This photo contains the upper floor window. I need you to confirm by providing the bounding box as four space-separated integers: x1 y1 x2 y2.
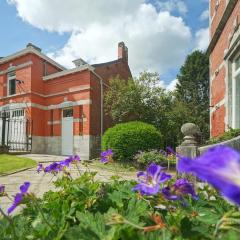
7 66 16 96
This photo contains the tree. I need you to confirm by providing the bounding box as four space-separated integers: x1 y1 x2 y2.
104 50 210 148
104 72 173 146
175 50 209 141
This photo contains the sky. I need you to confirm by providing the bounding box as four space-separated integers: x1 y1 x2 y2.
0 0 209 91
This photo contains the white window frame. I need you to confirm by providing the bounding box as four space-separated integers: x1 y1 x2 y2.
232 52 240 128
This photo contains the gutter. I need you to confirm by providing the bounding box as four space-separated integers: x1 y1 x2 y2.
207 0 238 55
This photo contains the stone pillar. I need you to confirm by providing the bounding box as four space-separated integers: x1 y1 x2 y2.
176 123 200 180
176 123 200 158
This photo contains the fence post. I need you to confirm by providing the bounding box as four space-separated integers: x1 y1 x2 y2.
1 111 6 146
176 123 200 180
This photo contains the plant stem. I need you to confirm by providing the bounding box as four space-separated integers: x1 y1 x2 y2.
31 198 55 231
75 163 82 176
0 207 17 240
123 219 145 230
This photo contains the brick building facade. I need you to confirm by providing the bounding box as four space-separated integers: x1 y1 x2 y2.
0 42 131 159
208 0 240 137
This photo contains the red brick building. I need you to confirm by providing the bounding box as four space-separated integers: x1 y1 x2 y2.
0 42 131 159
208 0 240 137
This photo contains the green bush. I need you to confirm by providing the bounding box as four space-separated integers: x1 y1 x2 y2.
102 121 163 161
134 150 176 168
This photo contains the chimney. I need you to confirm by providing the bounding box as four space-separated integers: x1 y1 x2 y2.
118 42 128 63
72 58 88 67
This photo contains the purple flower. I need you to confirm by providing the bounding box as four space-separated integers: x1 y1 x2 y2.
8 182 30 214
177 145 240 206
43 155 80 174
133 163 172 196
0 185 5 197
100 149 113 164
162 179 198 201
44 162 63 174
66 155 80 165
37 163 44 173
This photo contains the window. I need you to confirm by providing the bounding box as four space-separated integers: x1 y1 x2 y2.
12 109 24 118
232 53 240 128
7 67 16 96
0 111 10 118
8 79 16 95
236 55 240 71
63 108 73 118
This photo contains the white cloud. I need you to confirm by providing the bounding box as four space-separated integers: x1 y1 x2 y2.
155 78 178 92
200 9 209 21
7 0 192 77
166 79 178 92
157 0 188 15
7 0 144 33
195 28 209 51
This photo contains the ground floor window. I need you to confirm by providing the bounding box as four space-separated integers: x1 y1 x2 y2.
232 53 240 128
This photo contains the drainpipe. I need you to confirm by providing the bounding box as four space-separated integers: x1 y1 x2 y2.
89 67 107 139
99 77 103 138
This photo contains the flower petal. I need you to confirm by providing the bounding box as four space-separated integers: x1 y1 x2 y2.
20 182 30 194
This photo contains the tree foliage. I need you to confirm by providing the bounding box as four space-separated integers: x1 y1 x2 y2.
175 50 209 140
104 72 174 146
104 51 210 147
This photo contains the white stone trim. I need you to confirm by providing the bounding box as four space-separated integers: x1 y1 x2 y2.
0 47 66 70
73 118 87 123
0 61 33 75
47 118 87 125
210 61 225 82
0 86 91 100
43 64 95 81
210 99 225 114
32 85 91 98
47 120 61 125
0 99 92 111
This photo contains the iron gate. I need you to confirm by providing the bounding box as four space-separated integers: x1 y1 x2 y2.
0 111 32 152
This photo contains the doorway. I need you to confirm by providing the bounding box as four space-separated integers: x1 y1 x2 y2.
61 108 73 155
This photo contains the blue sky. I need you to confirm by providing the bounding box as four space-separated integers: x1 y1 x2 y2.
0 0 209 90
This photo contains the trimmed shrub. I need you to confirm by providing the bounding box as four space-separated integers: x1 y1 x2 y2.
102 121 163 161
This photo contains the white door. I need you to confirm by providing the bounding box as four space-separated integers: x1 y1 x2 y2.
62 108 73 155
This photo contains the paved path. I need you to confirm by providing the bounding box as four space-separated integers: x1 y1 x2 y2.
0 154 136 214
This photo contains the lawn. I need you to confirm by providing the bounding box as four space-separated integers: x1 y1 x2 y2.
90 160 137 173
0 154 37 175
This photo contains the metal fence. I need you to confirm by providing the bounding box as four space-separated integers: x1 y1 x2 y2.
0 112 32 152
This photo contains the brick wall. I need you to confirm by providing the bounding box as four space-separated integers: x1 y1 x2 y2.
210 0 240 137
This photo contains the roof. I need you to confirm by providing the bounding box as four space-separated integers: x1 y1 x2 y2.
0 45 66 71
43 64 95 81
92 59 121 67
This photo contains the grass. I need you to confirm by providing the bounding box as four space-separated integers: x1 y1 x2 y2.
89 159 176 175
0 154 37 175
90 159 137 173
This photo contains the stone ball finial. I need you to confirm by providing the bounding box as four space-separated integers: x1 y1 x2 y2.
180 123 200 146
181 123 200 137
